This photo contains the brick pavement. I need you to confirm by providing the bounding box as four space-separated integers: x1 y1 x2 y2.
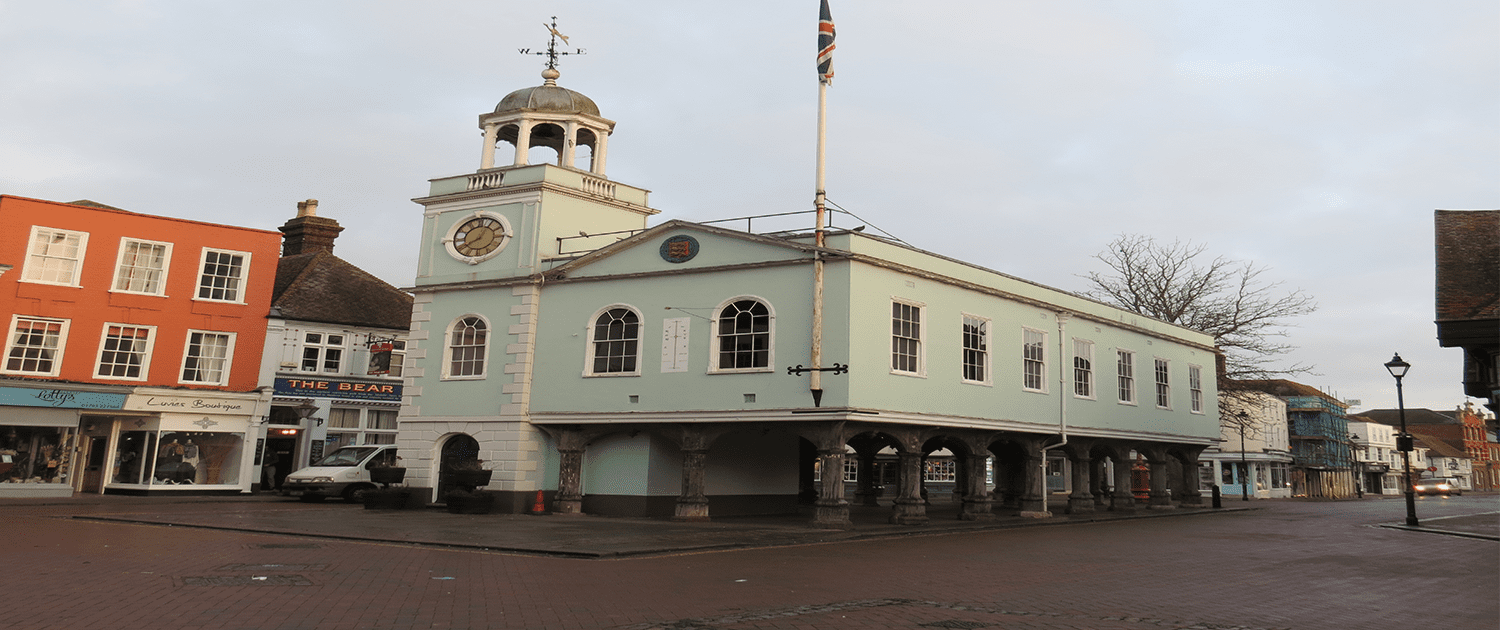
0 495 1494 630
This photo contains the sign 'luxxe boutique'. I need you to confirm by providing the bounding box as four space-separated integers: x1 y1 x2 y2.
274 377 402 402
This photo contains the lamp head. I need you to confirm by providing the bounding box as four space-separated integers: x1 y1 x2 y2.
1384 353 1411 379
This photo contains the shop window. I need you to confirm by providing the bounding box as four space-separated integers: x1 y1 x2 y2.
1022 328 1046 391
1073 339 1094 398
1117 349 1136 404
961 314 988 384
95 324 155 380
0 426 73 484
112 238 171 295
923 459 956 482
1221 462 1235 484
587 307 641 375
715 298 772 371
445 316 488 379
196 248 249 302
111 430 245 486
22 226 88 286
4 316 70 377
180 330 234 385
301 332 345 374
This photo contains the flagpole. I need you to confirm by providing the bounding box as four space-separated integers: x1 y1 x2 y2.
810 77 827 407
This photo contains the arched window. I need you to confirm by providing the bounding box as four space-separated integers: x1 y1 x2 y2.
587 307 641 375
446 316 488 378
714 299 772 371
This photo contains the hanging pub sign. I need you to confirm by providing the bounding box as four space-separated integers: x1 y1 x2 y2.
367 341 395 375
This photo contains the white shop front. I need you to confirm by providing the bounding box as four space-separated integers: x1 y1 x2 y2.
81 389 271 495
0 383 130 498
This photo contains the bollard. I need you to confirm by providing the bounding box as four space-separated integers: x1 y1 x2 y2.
1211 484 1222 509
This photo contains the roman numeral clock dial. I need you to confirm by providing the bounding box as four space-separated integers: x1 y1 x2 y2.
446 214 511 264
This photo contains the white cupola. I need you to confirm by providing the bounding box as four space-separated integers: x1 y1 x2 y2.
478 67 614 175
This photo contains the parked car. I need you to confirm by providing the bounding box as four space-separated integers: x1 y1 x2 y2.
1413 477 1462 496
282 445 399 502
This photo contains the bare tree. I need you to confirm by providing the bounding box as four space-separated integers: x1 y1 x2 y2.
1081 234 1317 382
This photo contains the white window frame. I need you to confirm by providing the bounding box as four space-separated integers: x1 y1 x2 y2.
1022 327 1047 392
709 296 775 374
111 237 173 296
1189 364 1204 414
2 315 71 377
327 407 399 447
94 323 157 381
21 226 89 287
960 313 989 385
1073 339 1095 399
584 304 643 377
1117 349 1136 405
890 298 925 377
300 332 347 374
1154 357 1172 409
194 248 251 304
179 330 236 386
386 339 406 378
443 314 490 380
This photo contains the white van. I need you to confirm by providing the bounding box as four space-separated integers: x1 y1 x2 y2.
281 445 398 502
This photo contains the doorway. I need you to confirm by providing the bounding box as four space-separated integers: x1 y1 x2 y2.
436 434 480 501
264 437 297 491
80 436 109 493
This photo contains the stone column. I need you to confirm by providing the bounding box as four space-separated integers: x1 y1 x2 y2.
1148 456 1174 510
889 451 928 525
1017 441 1049 516
672 428 710 522
812 447 853 529
1176 447 1206 507
513 120 532 166
959 451 995 521
479 123 500 170
1067 453 1095 514
1111 454 1136 512
554 429 586 516
592 127 608 175
561 121 579 168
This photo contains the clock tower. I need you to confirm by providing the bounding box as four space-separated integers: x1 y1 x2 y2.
399 63 657 508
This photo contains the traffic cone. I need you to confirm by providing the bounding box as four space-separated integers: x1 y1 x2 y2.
529 489 549 515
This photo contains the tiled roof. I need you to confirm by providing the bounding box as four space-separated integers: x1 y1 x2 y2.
1237 379 1341 403
1414 434 1468 459
272 251 412 331
1351 408 1460 426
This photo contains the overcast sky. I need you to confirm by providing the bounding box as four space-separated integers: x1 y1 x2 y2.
2 1 1496 414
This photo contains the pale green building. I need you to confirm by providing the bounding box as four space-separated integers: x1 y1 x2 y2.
396 69 1220 526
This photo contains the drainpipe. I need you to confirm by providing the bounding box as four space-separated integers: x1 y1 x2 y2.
1034 311 1071 516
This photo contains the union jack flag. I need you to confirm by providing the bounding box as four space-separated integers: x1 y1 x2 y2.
818 0 836 84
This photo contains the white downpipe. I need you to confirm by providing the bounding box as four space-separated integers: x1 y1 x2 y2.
1035 311 1071 515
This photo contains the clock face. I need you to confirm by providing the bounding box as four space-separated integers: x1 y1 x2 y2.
452 216 506 258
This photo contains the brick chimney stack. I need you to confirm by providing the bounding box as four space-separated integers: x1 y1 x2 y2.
279 199 344 256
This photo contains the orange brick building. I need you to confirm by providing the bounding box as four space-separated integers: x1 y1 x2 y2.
0 195 281 496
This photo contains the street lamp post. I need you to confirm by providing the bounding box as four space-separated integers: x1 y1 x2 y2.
1238 411 1250 501
1348 433 1363 498
1385 353 1418 527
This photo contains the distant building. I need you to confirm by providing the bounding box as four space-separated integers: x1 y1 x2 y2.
1353 403 1495 490
1242 380 1355 498
0 195 281 496
394 68 1222 524
1200 390 1293 499
1347 420 1399 494
1434 210 1498 421
255 200 413 494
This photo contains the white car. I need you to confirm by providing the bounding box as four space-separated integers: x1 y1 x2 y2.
281 445 399 502
1412 477 1462 496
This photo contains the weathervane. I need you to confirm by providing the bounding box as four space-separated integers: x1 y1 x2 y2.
519 17 584 70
